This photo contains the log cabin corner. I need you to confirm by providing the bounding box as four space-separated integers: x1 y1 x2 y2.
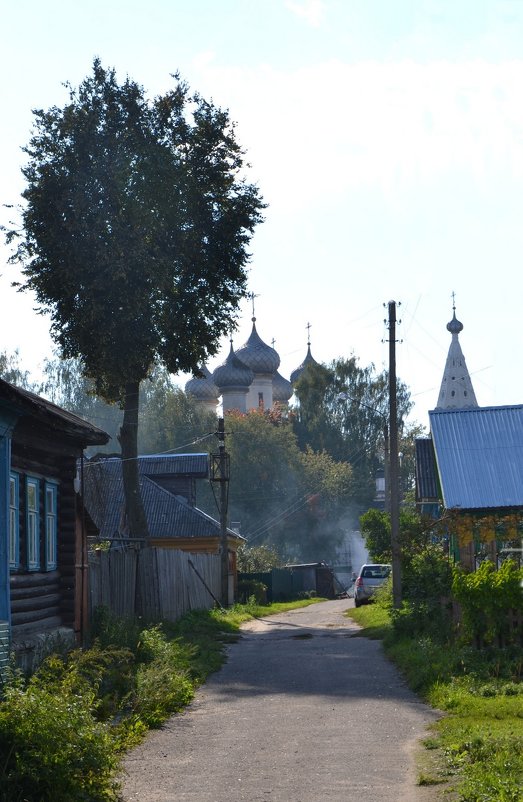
0 378 109 673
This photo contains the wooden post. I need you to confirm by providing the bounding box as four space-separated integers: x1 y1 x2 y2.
388 301 402 609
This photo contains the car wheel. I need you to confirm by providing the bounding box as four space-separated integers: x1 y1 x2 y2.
354 598 361 608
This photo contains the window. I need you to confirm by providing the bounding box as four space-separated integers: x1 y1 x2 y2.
9 473 19 569
26 477 40 571
45 483 58 570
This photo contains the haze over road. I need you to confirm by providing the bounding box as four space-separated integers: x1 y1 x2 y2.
122 600 439 802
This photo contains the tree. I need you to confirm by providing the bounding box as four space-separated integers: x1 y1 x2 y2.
359 505 433 567
0 350 35 390
223 409 353 562
293 356 413 509
7 60 265 537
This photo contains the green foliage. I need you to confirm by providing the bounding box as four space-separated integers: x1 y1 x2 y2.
391 544 454 640
9 59 265 401
348 603 523 801
237 543 283 572
0 668 119 801
237 579 268 604
452 559 523 645
225 409 352 562
293 356 414 509
359 505 435 566
359 507 391 561
133 627 194 728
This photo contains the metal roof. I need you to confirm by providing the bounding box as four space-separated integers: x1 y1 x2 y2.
415 437 440 501
83 455 242 541
94 453 209 478
429 405 523 510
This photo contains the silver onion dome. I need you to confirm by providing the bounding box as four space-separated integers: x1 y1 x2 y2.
212 344 254 390
235 320 280 375
185 365 219 401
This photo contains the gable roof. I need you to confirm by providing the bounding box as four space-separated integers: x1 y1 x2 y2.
83 455 241 542
0 377 109 446
429 405 523 511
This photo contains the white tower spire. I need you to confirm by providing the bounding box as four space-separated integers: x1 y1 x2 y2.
436 295 478 410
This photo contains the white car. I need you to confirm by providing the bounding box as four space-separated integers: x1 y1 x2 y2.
353 564 391 607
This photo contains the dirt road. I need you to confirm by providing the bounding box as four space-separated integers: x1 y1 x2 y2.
121 600 440 801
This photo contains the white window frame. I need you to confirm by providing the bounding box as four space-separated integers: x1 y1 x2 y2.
26 477 40 571
45 482 58 571
9 473 20 570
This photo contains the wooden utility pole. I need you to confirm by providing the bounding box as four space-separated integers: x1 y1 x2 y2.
387 301 402 609
215 418 230 606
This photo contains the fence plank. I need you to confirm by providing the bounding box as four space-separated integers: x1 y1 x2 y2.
89 547 221 623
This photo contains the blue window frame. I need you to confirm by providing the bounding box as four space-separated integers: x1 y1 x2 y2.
9 473 19 570
26 477 40 571
45 482 58 570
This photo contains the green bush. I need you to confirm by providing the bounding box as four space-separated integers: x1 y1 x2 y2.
389 545 453 641
0 672 118 801
132 626 194 727
452 559 523 645
237 579 268 604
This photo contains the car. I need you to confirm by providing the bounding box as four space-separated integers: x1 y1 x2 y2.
353 563 391 607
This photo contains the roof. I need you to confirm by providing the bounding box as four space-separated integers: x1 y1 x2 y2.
83 455 242 541
415 437 440 501
429 405 523 511
0 377 109 446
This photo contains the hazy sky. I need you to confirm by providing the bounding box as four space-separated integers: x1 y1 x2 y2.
1 0 523 426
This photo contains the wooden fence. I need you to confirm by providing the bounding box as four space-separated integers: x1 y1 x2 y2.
88 548 221 623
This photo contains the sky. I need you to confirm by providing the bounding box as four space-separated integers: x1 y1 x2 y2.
1 0 523 427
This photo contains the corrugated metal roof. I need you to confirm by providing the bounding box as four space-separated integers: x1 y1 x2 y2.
83 455 240 541
429 405 523 510
97 453 209 478
415 437 440 501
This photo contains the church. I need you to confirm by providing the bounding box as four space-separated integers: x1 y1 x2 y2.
184 314 319 414
416 301 523 569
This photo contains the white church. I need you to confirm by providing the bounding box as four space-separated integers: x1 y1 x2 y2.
184 314 319 414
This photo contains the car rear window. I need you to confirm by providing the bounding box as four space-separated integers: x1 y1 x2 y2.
361 566 390 578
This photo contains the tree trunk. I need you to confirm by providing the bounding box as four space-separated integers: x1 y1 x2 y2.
118 381 149 543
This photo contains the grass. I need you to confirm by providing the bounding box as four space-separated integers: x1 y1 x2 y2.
346 603 523 802
0 598 324 801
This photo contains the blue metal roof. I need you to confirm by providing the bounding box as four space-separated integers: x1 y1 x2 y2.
429 405 523 510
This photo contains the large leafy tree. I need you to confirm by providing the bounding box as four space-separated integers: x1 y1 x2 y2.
224 410 353 562
7 60 265 537
293 356 413 509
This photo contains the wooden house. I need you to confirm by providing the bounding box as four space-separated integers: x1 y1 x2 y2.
82 453 244 592
416 405 523 569
0 378 109 671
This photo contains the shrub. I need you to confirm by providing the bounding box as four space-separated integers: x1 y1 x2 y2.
452 559 523 646
0 673 118 801
390 545 453 641
237 579 268 604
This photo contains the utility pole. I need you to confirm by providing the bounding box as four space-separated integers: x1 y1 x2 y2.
387 300 402 608
210 418 231 607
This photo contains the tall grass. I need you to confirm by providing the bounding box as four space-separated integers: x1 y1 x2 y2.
347 602 523 801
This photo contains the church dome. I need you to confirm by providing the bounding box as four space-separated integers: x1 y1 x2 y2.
185 365 219 402
290 344 318 384
235 320 280 375
213 344 254 390
447 310 464 335
272 370 293 403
